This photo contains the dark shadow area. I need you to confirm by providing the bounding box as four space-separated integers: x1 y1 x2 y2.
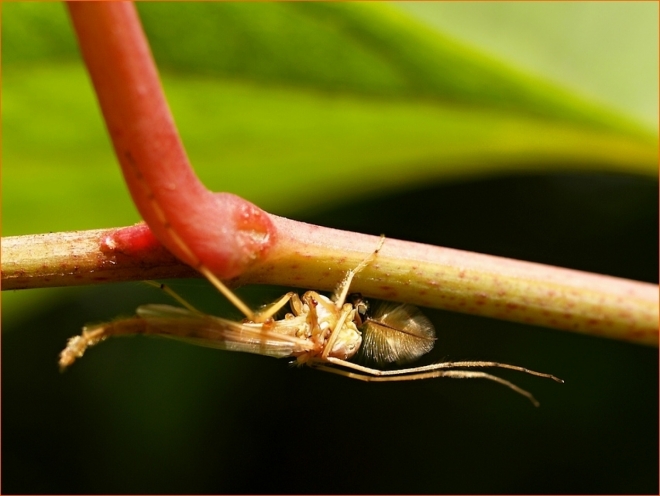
3 172 658 494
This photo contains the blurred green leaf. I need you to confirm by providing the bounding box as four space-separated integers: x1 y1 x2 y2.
396 2 659 128
2 3 656 235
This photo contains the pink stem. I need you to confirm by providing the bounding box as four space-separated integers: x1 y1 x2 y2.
66 2 275 279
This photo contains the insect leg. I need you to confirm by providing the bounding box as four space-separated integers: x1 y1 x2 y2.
252 292 296 322
144 280 202 314
321 356 563 383
312 364 540 406
198 266 256 321
146 275 288 324
332 235 385 306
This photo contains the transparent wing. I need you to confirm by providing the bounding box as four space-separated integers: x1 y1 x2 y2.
137 304 299 359
359 303 436 366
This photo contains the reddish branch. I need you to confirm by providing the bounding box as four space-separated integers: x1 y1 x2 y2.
67 2 275 280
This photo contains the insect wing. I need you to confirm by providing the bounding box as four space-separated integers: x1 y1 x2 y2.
136 304 296 359
360 303 436 366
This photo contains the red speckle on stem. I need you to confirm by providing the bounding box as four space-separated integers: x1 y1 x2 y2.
628 330 648 340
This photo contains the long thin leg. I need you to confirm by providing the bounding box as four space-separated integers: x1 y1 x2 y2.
251 292 295 322
147 280 294 324
312 364 541 406
332 235 385 306
144 281 202 314
199 266 256 320
321 356 563 383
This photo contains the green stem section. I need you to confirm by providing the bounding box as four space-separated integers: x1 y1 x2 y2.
2 218 657 347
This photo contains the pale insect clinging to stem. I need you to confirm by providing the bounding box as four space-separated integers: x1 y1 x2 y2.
60 236 563 406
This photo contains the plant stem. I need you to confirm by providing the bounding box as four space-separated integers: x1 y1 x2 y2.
3 219 657 347
66 2 275 280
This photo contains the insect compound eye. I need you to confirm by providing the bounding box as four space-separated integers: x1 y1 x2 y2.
357 301 369 320
349 293 369 317
348 293 370 327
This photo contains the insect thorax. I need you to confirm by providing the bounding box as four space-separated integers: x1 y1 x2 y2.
295 291 362 362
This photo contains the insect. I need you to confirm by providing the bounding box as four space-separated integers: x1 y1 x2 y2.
60 237 562 405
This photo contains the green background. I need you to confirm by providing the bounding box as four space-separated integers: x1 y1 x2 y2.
2 2 657 493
